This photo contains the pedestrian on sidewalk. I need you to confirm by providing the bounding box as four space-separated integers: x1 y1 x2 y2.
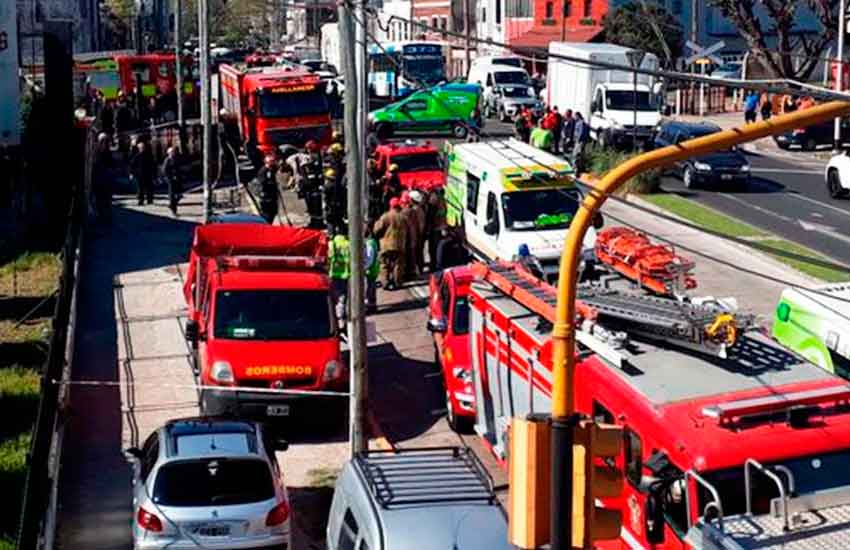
550 107 563 154
743 91 759 124
328 231 351 324
162 146 182 215
760 93 773 121
561 109 575 156
364 225 380 314
373 197 407 290
571 113 589 173
409 190 427 276
514 111 531 143
130 139 155 205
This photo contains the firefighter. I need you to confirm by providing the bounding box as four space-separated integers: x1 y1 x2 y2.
323 167 345 235
328 230 351 324
364 225 380 313
300 141 325 228
256 154 279 223
408 190 427 276
398 192 420 280
367 158 384 222
326 142 346 181
513 243 545 280
426 187 448 270
331 130 344 146
373 197 407 290
381 163 402 210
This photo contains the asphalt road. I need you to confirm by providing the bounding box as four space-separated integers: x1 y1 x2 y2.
659 152 850 267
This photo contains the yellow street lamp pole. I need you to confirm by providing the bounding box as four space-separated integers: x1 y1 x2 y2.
548 100 850 550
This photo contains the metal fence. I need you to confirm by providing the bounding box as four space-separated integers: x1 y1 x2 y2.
15 124 88 550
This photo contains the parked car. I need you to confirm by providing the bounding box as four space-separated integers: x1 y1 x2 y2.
327 447 512 550
368 82 482 139
825 150 850 198
124 417 292 550
651 120 750 188
427 266 474 432
774 119 850 151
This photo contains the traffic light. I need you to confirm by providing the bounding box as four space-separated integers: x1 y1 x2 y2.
572 420 624 549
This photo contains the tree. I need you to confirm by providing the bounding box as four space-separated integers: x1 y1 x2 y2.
711 0 837 80
181 0 273 46
601 2 684 68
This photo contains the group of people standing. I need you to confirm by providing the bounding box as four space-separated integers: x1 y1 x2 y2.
743 91 816 124
513 105 591 170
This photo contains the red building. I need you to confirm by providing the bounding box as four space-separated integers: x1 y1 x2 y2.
506 0 605 67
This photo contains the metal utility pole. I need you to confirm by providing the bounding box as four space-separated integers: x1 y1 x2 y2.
836 0 846 148
626 49 645 152
464 0 472 71
174 0 184 129
339 0 368 456
198 0 212 223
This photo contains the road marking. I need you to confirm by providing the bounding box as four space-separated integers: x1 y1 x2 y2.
751 168 822 175
720 193 795 223
408 283 430 300
788 192 850 217
799 220 850 246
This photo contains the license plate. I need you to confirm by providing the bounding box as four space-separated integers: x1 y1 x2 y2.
189 523 231 537
267 405 290 416
721 174 733 180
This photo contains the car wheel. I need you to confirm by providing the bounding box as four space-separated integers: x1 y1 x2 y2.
375 123 393 140
828 169 847 198
452 123 468 139
445 391 472 433
683 166 696 189
805 137 817 151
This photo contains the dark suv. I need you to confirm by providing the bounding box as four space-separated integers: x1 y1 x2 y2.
651 121 751 189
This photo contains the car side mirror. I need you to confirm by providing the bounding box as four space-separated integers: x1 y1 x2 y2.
123 447 143 463
484 219 499 235
185 319 199 342
427 318 448 333
274 437 289 452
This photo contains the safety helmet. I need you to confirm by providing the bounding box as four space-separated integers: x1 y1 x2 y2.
331 130 343 142
329 143 344 155
389 197 401 209
305 140 319 152
264 154 277 166
409 190 423 204
324 168 337 179
218 108 230 118
388 163 399 173
400 191 411 206
517 243 531 257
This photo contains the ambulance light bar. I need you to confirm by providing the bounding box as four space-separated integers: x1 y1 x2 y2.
217 254 325 271
702 385 850 424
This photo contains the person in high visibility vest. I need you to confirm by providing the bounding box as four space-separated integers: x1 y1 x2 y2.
328 230 351 324
364 225 380 313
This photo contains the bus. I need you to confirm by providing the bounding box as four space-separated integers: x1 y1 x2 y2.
74 50 133 101
367 41 446 98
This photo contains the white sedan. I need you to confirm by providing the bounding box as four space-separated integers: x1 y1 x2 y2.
825 151 850 198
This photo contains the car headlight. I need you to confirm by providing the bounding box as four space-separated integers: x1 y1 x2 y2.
694 161 712 171
211 361 234 384
452 367 472 383
740 164 751 172
322 359 346 382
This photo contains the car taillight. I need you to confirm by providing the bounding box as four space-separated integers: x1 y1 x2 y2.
137 507 163 532
266 501 290 526
793 128 806 135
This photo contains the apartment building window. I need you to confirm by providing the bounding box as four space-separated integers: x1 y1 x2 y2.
546 1 554 18
496 0 502 24
508 0 532 18
583 0 591 17
563 0 572 17
482 6 486 22
441 16 448 30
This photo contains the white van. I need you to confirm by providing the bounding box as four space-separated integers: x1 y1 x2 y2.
444 139 596 281
467 64 541 120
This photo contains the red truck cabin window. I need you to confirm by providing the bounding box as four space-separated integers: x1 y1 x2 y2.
213 289 334 341
257 86 329 119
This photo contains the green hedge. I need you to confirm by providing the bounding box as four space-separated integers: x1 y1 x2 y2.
581 144 662 195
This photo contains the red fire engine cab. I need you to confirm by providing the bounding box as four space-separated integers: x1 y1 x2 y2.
219 63 332 162
183 224 345 418
427 265 475 431
373 141 446 192
468 262 850 549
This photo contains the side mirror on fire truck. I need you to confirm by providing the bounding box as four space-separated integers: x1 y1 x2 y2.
426 318 448 333
572 420 624 549
185 319 200 342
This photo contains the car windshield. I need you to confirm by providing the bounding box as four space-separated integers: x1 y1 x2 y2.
501 188 580 231
391 152 442 172
258 88 329 118
214 289 333 340
605 90 656 111
453 296 469 335
153 458 274 507
404 56 444 84
493 71 530 86
699 450 850 518
500 86 534 98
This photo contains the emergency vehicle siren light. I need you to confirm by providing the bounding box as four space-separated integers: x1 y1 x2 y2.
572 420 624 549
702 384 850 426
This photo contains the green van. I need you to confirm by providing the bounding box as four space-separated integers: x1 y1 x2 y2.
772 283 850 379
368 83 482 140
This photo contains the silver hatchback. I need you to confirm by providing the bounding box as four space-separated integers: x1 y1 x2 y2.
124 417 292 550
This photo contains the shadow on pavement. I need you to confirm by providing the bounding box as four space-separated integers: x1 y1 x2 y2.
368 341 445 443
56 199 198 550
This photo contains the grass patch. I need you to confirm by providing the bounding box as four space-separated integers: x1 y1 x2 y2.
642 194 767 238
0 252 60 298
0 321 50 346
759 239 850 283
307 467 339 489
0 432 32 548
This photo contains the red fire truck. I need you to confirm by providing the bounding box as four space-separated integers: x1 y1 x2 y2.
219 63 332 162
115 53 196 100
464 262 850 549
373 141 446 192
183 224 346 418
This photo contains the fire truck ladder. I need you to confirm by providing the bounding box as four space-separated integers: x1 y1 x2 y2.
475 262 751 357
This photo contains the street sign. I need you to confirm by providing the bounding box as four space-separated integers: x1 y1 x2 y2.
685 40 724 66
0 0 19 146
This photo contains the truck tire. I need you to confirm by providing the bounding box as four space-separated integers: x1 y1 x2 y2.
375 123 393 140
451 123 468 139
446 391 473 433
598 129 610 150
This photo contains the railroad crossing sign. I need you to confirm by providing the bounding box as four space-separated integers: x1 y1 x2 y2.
685 40 725 66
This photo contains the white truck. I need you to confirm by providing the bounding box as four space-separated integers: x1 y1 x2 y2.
321 23 342 78
546 42 662 149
